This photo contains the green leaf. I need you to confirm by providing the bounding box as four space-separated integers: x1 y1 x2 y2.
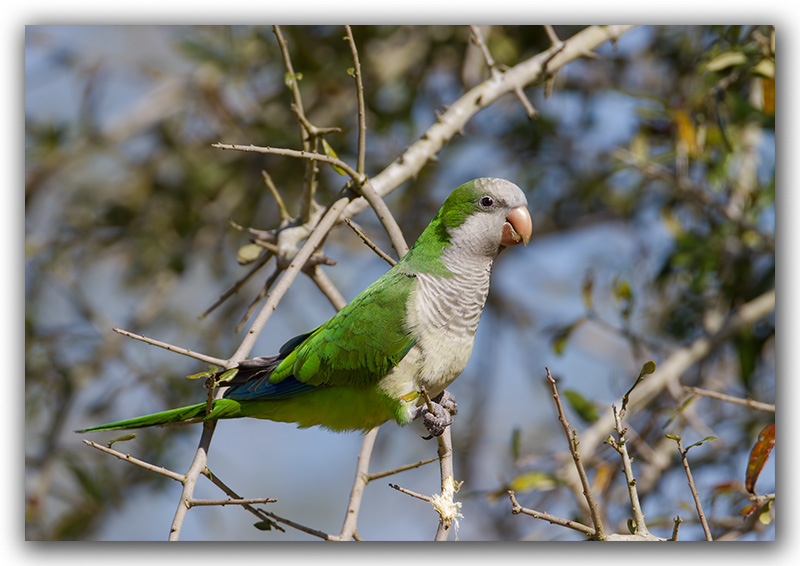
758 500 773 525
563 389 599 423
620 361 656 414
706 50 747 72
612 278 633 319
346 67 356 78
237 243 263 265
745 423 775 494
508 471 560 493
686 436 716 451
321 138 346 176
217 368 240 384
640 360 656 376
107 433 137 448
284 71 303 87
186 365 220 380
581 271 594 310
253 520 274 531
510 427 521 461
550 319 585 356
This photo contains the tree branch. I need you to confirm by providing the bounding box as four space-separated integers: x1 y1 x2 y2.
545 368 606 539
112 327 228 367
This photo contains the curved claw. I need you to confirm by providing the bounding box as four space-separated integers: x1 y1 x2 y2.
415 391 458 439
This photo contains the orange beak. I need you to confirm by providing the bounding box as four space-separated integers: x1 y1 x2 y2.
501 206 532 247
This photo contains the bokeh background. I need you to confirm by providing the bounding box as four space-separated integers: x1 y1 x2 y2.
25 25 775 541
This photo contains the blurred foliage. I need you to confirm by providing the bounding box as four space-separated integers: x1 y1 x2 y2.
25 25 774 541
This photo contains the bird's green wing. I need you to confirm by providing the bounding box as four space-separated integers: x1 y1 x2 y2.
269 268 418 388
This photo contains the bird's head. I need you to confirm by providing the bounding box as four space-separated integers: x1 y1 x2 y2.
438 177 532 258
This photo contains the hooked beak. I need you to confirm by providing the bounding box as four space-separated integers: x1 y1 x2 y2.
501 206 532 247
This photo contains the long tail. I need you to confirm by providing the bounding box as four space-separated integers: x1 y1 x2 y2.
76 399 242 432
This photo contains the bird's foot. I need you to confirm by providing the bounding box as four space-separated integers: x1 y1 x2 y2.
432 390 458 416
415 390 458 439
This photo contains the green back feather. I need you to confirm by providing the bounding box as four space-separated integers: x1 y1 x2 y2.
269 269 417 388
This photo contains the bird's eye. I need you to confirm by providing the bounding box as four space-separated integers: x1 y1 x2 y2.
479 196 494 208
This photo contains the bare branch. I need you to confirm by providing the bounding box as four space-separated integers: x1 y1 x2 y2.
389 482 433 503
545 368 605 540
682 386 775 413
305 264 347 311
671 515 683 541
366 457 438 482
343 217 397 266
336 427 380 540
344 25 367 175
112 327 228 367
169 420 216 540
187 497 276 507
568 289 775 466
273 25 316 222
199 251 273 320
419 387 459 541
341 25 637 220
508 490 596 537
82 440 185 483
672 437 714 541
357 181 409 258
261 170 292 223
608 405 652 538
235 266 282 333
212 143 361 181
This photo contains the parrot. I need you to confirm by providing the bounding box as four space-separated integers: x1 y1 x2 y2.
78 177 532 437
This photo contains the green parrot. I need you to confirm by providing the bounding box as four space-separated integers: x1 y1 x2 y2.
78 178 531 436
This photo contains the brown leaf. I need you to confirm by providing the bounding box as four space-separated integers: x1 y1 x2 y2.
745 423 775 494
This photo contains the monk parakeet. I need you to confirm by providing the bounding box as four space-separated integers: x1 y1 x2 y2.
78 178 531 436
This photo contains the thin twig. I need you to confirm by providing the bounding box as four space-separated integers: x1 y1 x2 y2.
341 25 637 222
212 143 362 185
344 25 367 176
469 25 536 118
671 515 683 541
543 25 562 46
343 217 397 266
336 427 380 540
199 251 273 320
187 497 276 507
200 468 288 534
609 404 651 537
261 170 292 223
235 266 282 333
273 25 316 223
673 438 713 541
112 327 228 367
367 457 438 482
305 264 347 311
169 420 216 540
419 387 458 541
508 490 596 537
354 180 409 259
545 368 605 540
469 25 501 78
389 483 433 503
82 440 185 483
682 386 775 413
567 288 775 466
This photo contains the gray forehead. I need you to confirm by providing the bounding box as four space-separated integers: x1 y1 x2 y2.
474 178 527 206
